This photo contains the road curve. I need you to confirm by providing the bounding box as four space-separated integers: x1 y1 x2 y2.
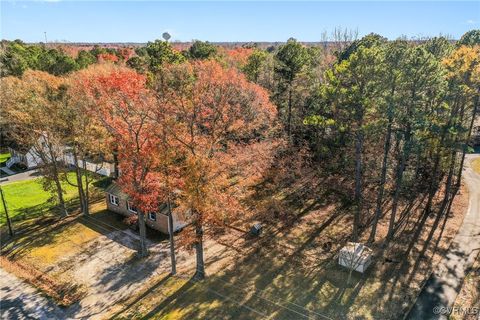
407 154 480 320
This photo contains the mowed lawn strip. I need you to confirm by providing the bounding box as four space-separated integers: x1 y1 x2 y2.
0 172 100 225
0 152 11 165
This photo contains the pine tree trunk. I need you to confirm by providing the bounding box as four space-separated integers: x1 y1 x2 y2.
424 100 460 217
137 211 149 258
353 122 364 242
387 128 411 241
287 85 293 137
423 153 442 218
455 93 479 189
369 116 393 243
438 152 456 215
194 222 205 280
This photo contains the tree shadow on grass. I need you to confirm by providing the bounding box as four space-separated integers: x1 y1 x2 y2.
140 278 196 320
147 207 364 319
109 273 172 319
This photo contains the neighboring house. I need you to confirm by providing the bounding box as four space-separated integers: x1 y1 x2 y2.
7 145 42 169
105 182 187 234
7 136 114 177
472 113 480 147
62 151 115 177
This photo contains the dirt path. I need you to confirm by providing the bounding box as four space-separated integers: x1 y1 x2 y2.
0 268 66 320
408 154 480 320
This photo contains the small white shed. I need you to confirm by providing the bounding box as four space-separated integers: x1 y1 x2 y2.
338 242 372 273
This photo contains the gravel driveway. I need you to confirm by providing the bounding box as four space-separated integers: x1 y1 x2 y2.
0 268 66 320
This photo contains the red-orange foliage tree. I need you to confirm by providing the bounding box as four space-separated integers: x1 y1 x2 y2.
97 53 119 64
74 65 162 257
219 47 254 69
154 60 278 279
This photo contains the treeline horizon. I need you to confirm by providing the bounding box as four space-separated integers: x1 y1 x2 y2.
0 38 461 51
1 29 479 281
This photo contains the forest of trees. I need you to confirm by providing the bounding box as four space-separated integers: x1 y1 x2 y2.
1 29 479 279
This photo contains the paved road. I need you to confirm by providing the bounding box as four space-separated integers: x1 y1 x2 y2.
407 154 480 320
0 170 41 185
0 268 66 320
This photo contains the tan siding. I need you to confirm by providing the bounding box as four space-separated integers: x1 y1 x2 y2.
105 191 186 234
145 213 169 234
106 194 131 217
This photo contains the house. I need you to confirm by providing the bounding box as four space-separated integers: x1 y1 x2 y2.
7 145 42 169
62 150 115 177
7 136 115 177
105 182 187 234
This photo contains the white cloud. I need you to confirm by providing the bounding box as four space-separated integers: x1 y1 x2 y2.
466 19 477 25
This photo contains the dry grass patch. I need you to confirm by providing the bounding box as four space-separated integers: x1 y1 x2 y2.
111 177 470 320
471 157 480 174
0 256 86 306
110 274 189 319
5 200 109 268
27 222 101 266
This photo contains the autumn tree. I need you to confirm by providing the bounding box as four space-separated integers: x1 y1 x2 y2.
1 71 69 216
153 61 278 279
59 72 111 216
443 46 480 189
74 65 161 257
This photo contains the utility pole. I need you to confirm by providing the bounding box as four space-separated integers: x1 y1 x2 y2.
44 32 48 46
0 187 14 237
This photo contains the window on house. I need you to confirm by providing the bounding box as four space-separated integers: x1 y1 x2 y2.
148 212 156 221
127 201 137 214
109 194 119 206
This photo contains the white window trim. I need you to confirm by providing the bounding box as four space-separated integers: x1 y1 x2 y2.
127 201 138 214
148 212 156 221
109 194 119 206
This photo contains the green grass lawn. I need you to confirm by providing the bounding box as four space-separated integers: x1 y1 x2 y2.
0 152 11 166
0 172 107 225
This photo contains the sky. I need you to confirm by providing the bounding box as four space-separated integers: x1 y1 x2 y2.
1 1 479 43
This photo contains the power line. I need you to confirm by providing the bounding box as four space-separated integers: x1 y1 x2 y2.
81 212 333 319
212 275 333 320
